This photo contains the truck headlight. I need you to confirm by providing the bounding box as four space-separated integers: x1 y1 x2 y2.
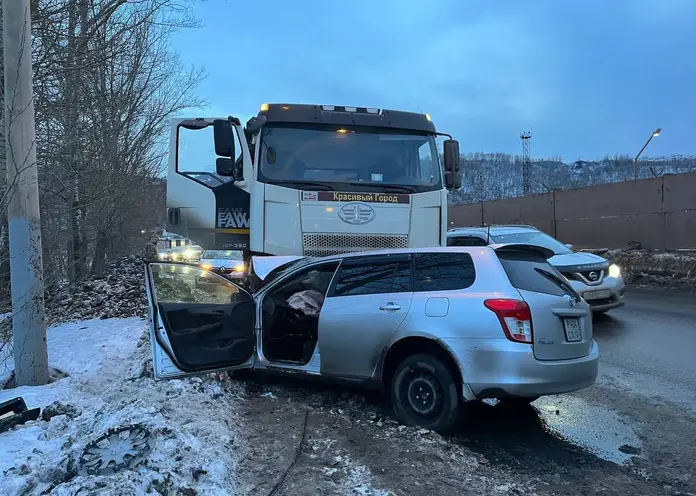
608 264 621 278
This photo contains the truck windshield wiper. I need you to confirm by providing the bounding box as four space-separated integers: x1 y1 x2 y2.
269 180 334 191
535 267 581 301
345 182 416 194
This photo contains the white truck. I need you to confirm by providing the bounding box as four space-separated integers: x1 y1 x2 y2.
166 103 461 259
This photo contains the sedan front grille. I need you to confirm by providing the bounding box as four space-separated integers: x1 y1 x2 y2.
302 233 408 257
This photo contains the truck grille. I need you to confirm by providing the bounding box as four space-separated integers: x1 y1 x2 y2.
302 233 408 257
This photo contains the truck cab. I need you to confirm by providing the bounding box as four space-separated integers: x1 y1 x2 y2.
167 103 461 257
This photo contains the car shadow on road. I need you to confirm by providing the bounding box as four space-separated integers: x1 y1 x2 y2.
591 312 627 337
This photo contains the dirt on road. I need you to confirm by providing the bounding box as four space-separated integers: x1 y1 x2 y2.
219 371 682 496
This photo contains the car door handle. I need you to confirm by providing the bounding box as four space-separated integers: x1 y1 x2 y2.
212 309 226 317
379 302 401 312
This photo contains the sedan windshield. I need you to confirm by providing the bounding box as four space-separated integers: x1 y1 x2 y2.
491 231 572 255
258 124 442 193
202 250 243 260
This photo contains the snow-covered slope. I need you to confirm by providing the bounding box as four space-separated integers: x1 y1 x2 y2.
0 318 242 495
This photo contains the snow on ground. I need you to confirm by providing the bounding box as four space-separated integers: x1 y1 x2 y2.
0 318 242 495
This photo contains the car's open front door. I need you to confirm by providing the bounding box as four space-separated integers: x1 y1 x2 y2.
145 262 256 379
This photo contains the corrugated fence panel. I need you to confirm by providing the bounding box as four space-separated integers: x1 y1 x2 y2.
555 214 666 250
665 211 696 250
448 171 696 250
448 203 482 228
483 193 554 224
663 171 696 212
555 178 662 219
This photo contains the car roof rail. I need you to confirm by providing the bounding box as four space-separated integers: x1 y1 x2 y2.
448 224 539 232
480 223 539 230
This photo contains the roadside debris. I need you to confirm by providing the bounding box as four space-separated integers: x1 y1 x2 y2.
79 424 153 476
0 397 41 434
44 254 147 326
599 248 696 291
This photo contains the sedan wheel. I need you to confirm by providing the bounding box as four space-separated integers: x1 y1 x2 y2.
391 354 461 434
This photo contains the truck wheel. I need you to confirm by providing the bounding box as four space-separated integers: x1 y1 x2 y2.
390 354 461 434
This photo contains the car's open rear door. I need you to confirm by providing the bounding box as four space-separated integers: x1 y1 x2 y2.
145 262 256 379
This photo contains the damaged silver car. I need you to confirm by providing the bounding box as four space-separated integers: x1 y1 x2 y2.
145 245 599 433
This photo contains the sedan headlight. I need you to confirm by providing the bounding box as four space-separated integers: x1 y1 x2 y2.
608 264 621 278
233 263 246 273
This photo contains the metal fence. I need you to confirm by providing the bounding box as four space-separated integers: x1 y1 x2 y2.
448 171 696 251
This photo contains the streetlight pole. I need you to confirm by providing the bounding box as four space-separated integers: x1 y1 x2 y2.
633 127 661 180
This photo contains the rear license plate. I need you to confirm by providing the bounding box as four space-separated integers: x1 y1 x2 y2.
563 318 582 342
583 289 611 300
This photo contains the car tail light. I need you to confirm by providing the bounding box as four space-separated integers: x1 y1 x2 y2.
484 299 533 344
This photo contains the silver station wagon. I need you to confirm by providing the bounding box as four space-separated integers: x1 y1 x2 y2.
145 245 599 433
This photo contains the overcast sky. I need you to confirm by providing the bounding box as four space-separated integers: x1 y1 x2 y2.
171 0 695 161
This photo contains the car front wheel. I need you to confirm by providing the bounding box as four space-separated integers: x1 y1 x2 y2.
390 354 461 434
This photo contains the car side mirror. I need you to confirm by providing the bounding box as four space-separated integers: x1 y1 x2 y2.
445 172 462 190
213 119 235 158
216 158 242 180
564 243 574 251
443 139 461 172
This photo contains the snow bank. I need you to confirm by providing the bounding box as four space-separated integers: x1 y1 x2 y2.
0 318 242 495
590 248 696 291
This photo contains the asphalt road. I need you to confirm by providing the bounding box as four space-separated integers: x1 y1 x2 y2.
593 287 696 410
524 287 696 493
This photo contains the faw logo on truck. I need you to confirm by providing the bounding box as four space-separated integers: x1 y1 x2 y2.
217 208 250 229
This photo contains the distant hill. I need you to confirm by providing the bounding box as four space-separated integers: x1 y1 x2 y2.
448 152 696 205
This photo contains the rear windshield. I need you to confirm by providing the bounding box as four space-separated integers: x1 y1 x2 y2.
496 249 577 298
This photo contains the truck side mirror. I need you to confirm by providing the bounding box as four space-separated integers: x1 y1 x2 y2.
445 172 462 190
213 119 235 158
443 139 461 172
216 158 242 181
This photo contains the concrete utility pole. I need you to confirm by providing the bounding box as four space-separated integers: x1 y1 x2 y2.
3 0 49 386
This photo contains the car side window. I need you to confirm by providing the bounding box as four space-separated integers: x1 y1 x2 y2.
333 260 412 296
151 264 243 305
414 253 476 292
447 236 488 247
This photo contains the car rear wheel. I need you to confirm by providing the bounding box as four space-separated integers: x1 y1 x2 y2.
390 354 461 434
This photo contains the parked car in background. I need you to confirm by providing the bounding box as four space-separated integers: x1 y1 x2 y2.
157 248 172 261
167 245 203 263
145 244 599 433
447 225 625 313
184 245 204 262
197 250 246 280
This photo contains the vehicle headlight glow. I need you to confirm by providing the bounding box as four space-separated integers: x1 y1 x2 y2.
608 264 621 278
200 263 212 270
233 263 245 273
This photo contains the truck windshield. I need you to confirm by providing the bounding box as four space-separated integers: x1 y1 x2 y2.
258 124 442 193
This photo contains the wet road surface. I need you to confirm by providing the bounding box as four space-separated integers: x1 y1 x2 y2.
492 287 696 493
592 288 696 409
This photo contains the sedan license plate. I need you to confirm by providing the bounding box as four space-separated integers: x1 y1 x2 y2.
583 289 611 301
563 318 582 342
